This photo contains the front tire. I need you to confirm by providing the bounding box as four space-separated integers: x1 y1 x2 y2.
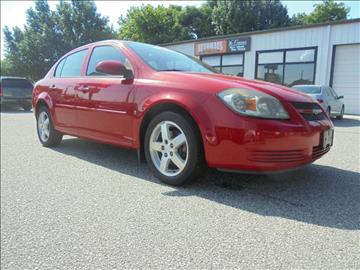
36 106 63 147
336 106 344 120
326 107 331 118
144 111 204 186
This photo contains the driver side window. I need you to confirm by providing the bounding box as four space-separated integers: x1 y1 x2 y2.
86 45 133 76
328 87 338 99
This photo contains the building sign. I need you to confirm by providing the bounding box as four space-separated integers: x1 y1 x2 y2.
228 37 251 52
195 37 251 56
195 40 227 56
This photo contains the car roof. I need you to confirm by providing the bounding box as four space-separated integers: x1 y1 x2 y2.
293 85 323 88
68 39 123 51
67 39 161 53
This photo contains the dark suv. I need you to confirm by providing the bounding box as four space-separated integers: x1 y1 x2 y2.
0 77 33 111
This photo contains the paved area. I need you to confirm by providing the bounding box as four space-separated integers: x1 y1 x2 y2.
1 107 360 269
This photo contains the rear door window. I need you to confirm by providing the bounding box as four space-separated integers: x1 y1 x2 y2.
2 79 33 88
55 57 66 77
60 49 88 77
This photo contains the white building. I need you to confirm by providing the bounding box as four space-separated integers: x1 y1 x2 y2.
163 19 360 114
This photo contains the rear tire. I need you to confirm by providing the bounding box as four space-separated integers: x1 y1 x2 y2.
336 106 344 120
144 111 204 186
36 106 62 147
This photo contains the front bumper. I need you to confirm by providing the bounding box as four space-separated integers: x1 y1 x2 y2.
199 98 333 172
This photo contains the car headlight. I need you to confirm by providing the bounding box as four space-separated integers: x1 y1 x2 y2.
217 88 290 119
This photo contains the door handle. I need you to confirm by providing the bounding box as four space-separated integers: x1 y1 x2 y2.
77 86 90 92
49 85 56 90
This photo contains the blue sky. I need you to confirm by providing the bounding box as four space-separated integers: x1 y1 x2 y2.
1 1 359 59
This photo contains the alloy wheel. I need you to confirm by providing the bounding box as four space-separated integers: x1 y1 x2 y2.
38 111 50 142
149 121 189 177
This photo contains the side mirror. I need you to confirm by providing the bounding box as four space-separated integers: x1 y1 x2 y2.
337 95 344 99
95 60 133 78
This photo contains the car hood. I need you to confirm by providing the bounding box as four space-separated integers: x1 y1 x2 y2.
152 72 316 103
305 93 321 99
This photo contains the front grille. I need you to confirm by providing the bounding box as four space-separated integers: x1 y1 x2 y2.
312 145 331 160
291 102 326 121
248 149 306 163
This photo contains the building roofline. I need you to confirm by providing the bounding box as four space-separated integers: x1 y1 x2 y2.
160 18 360 46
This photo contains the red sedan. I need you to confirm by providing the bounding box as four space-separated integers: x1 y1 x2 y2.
32 40 333 186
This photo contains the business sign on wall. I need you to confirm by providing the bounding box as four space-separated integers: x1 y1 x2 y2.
195 37 251 56
194 40 227 56
227 37 251 53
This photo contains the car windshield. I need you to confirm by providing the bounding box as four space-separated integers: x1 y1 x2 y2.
126 42 218 74
292 86 321 94
2 79 33 88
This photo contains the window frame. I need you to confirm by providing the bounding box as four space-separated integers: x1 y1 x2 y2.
53 48 88 78
54 57 66 78
200 52 245 77
255 46 318 86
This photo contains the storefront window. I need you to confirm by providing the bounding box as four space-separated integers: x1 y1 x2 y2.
258 51 283 64
221 66 244 76
201 55 221 67
284 63 315 86
222 54 243 65
256 47 316 86
285 49 315 63
257 64 283 85
201 53 244 76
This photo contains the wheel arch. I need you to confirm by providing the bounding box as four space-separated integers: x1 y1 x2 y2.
138 101 204 162
34 92 54 117
35 99 49 116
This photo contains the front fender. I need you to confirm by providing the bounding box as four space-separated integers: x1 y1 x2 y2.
133 88 216 149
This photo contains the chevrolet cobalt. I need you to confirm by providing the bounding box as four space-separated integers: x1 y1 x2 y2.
33 40 333 185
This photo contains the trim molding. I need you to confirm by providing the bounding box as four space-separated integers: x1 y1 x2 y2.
56 104 127 114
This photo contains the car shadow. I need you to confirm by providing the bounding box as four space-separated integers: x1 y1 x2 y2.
51 137 360 231
0 104 32 113
332 117 360 128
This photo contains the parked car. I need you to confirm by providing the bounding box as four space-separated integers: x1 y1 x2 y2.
0 77 33 111
32 40 334 186
292 85 344 119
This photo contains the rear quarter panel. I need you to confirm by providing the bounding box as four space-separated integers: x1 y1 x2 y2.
32 80 53 113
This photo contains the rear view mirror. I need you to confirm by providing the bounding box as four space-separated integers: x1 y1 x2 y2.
95 60 133 78
337 95 344 99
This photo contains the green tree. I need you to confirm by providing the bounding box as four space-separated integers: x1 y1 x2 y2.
118 4 192 44
179 4 216 39
2 26 27 77
291 0 350 25
211 0 290 35
55 0 115 53
2 0 115 81
0 58 14 76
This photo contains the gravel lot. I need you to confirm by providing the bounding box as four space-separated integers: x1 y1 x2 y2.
1 107 360 269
